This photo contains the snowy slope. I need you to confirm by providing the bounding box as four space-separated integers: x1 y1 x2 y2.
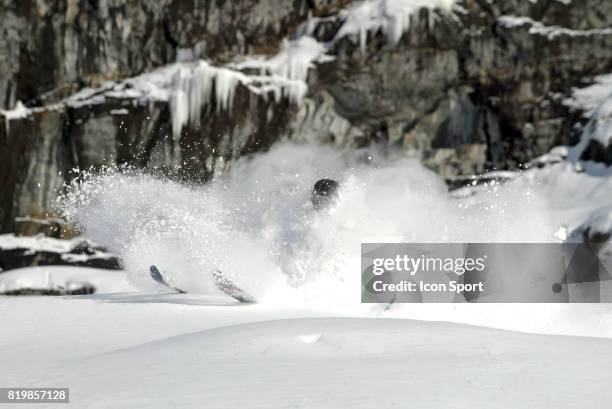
2 300 612 409
2 263 612 409
2 261 612 409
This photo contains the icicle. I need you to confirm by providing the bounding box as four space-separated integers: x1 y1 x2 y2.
282 81 308 105
187 61 215 127
170 68 190 139
214 68 240 114
335 0 455 49
170 62 243 137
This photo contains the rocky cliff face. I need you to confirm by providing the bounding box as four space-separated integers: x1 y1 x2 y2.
1 0 612 236
0 0 310 108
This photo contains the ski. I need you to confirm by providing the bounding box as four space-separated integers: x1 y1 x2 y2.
149 265 257 303
149 265 186 294
212 270 257 304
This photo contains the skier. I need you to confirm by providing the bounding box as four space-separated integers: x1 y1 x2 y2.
151 178 342 302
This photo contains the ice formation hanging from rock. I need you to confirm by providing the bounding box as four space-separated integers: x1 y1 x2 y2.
169 35 333 139
0 0 459 141
169 60 312 138
170 61 244 138
233 36 331 82
169 1 458 137
334 0 456 51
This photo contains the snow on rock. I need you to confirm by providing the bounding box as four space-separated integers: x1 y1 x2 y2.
0 266 136 294
233 36 331 82
563 74 612 151
334 0 455 51
67 64 180 109
0 233 87 253
1 101 30 134
494 70 612 236
522 162 612 237
527 72 612 170
0 233 115 265
565 74 612 115
61 36 329 139
1 100 30 120
498 15 612 40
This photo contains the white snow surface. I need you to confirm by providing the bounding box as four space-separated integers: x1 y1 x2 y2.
1 261 612 407
2 286 612 408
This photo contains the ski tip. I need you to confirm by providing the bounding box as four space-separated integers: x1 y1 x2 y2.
149 265 164 284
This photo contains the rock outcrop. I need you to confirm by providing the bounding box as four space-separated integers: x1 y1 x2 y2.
2 0 612 236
